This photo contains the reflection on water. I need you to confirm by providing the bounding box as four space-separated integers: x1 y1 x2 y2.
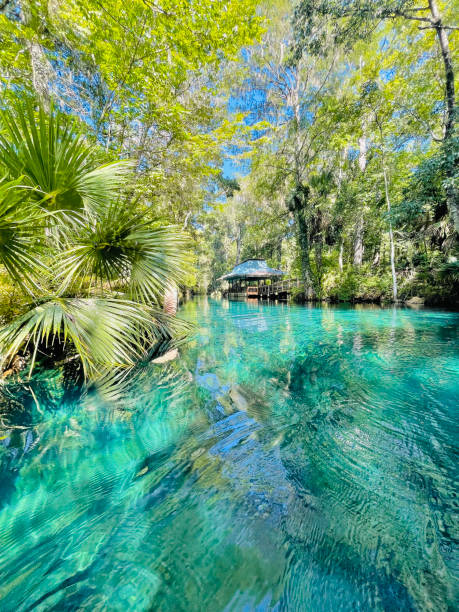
0 298 458 611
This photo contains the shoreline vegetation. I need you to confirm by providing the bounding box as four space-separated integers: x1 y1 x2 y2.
209 291 433 307
0 100 191 391
0 0 458 388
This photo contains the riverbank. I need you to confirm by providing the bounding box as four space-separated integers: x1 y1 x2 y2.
288 265 459 307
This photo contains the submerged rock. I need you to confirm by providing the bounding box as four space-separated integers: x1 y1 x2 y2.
406 296 425 306
152 349 179 364
1 354 27 380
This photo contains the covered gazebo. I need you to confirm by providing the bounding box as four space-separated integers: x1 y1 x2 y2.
217 258 285 298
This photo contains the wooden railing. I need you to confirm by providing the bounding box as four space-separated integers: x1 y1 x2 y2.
258 278 301 296
225 278 301 298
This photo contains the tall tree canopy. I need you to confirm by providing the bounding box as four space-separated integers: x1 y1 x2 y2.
196 0 457 305
292 0 458 231
0 0 457 310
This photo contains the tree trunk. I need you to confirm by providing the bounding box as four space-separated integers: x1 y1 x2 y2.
235 224 243 265
375 113 398 300
20 1 53 108
428 0 455 139
383 167 398 301
164 283 178 316
353 215 364 265
358 134 367 172
288 184 314 299
427 0 458 233
289 69 315 296
354 130 367 265
314 239 323 297
296 208 314 298
337 146 347 273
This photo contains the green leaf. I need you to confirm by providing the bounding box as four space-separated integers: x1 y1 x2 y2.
0 100 133 215
0 297 191 381
0 177 48 294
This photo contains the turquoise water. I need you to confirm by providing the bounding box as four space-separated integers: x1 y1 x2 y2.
0 298 458 611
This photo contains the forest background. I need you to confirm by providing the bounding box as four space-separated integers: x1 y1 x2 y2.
0 0 458 306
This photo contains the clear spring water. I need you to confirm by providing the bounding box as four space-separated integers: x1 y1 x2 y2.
0 298 458 611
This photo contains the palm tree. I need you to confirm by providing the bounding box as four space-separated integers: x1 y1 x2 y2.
0 99 191 388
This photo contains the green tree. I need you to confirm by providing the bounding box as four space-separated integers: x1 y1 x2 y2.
292 0 459 232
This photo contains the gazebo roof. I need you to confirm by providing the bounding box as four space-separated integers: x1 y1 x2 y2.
217 258 285 281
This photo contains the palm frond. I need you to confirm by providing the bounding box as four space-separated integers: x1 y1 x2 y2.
128 224 191 304
0 100 193 384
87 324 192 401
74 162 135 211
0 297 190 381
56 201 191 302
0 100 133 214
0 178 48 294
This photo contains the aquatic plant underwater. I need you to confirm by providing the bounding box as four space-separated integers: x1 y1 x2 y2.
0 299 457 611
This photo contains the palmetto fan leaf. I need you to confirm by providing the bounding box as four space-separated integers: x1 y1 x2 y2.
0 100 133 214
57 202 190 303
0 178 47 293
0 297 189 381
0 100 193 386
128 224 191 304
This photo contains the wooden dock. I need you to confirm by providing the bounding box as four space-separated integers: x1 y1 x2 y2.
225 278 301 300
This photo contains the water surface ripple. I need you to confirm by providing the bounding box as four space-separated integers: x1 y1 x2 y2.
0 299 458 611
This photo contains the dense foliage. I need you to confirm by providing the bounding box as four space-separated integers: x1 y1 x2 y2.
0 0 457 388
0 0 263 384
197 0 458 305
0 101 192 388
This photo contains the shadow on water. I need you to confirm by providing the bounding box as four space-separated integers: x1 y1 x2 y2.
0 297 458 611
